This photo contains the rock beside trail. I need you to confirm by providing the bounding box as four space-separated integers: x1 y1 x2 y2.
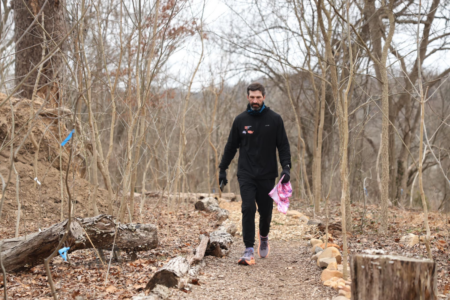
286 210 301 217
317 247 342 265
307 219 323 226
286 210 309 222
310 238 323 253
132 295 159 300
309 237 350 299
326 260 338 270
310 238 323 247
399 233 419 247
311 252 322 261
133 284 170 300
340 285 351 293
338 289 351 298
323 277 346 289
321 233 333 242
319 257 337 269
321 269 343 281
332 296 349 300
318 243 340 250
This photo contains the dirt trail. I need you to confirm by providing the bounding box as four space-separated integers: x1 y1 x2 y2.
178 239 335 300
173 201 337 300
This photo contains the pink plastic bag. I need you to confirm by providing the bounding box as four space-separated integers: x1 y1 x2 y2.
268 175 292 214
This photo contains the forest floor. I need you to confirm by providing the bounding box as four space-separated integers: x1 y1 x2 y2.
2 193 449 299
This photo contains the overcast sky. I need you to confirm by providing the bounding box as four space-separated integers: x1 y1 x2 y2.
164 0 450 92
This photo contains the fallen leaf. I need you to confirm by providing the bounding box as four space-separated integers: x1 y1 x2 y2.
134 283 146 291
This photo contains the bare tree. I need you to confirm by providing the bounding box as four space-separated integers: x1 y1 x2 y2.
14 0 66 105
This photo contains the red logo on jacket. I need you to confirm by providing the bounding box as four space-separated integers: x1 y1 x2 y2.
244 126 253 134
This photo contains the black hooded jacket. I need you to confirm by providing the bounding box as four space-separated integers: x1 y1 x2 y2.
219 104 291 179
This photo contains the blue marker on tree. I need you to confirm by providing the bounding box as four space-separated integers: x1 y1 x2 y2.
61 129 75 146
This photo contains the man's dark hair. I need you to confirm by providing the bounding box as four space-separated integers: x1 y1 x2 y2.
247 83 265 96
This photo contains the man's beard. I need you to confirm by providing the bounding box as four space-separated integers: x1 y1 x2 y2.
251 103 261 110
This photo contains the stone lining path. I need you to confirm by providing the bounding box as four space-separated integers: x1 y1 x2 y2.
171 201 339 299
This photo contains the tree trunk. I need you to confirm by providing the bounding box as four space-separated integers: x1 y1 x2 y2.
14 0 66 105
351 254 437 300
1 214 158 271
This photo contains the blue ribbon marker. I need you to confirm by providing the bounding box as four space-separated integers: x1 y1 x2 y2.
61 129 75 146
364 187 368 196
58 247 70 261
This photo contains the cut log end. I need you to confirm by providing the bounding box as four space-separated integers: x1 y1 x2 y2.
206 229 233 257
146 269 181 290
351 254 437 300
146 256 190 291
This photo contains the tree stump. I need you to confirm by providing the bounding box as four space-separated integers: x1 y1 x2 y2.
351 254 437 300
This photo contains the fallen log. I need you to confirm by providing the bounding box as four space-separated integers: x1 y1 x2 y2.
351 254 437 300
194 197 229 224
144 191 238 204
74 215 158 251
1 214 158 272
146 235 210 291
0 232 40 252
218 193 237 201
146 223 236 292
145 256 190 291
217 220 237 237
194 197 219 211
206 228 233 257
188 235 209 265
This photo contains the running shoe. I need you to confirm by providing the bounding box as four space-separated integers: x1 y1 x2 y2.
238 248 255 265
258 235 270 258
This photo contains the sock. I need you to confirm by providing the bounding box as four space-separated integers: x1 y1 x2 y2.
260 235 268 238
246 247 254 252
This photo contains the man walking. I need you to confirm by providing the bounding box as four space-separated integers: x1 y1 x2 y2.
218 83 291 265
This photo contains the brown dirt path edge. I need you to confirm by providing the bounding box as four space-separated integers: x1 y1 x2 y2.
173 238 336 299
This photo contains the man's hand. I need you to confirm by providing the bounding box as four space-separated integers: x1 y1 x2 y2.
219 169 228 190
280 166 290 183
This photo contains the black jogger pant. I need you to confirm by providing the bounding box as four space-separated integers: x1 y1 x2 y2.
238 177 275 248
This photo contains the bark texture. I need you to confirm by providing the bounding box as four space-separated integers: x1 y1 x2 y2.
146 223 235 291
188 235 209 265
194 197 229 224
351 254 437 300
205 228 233 257
146 256 190 290
1 215 158 271
14 0 66 104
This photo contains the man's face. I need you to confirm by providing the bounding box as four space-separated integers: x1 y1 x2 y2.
247 90 265 110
